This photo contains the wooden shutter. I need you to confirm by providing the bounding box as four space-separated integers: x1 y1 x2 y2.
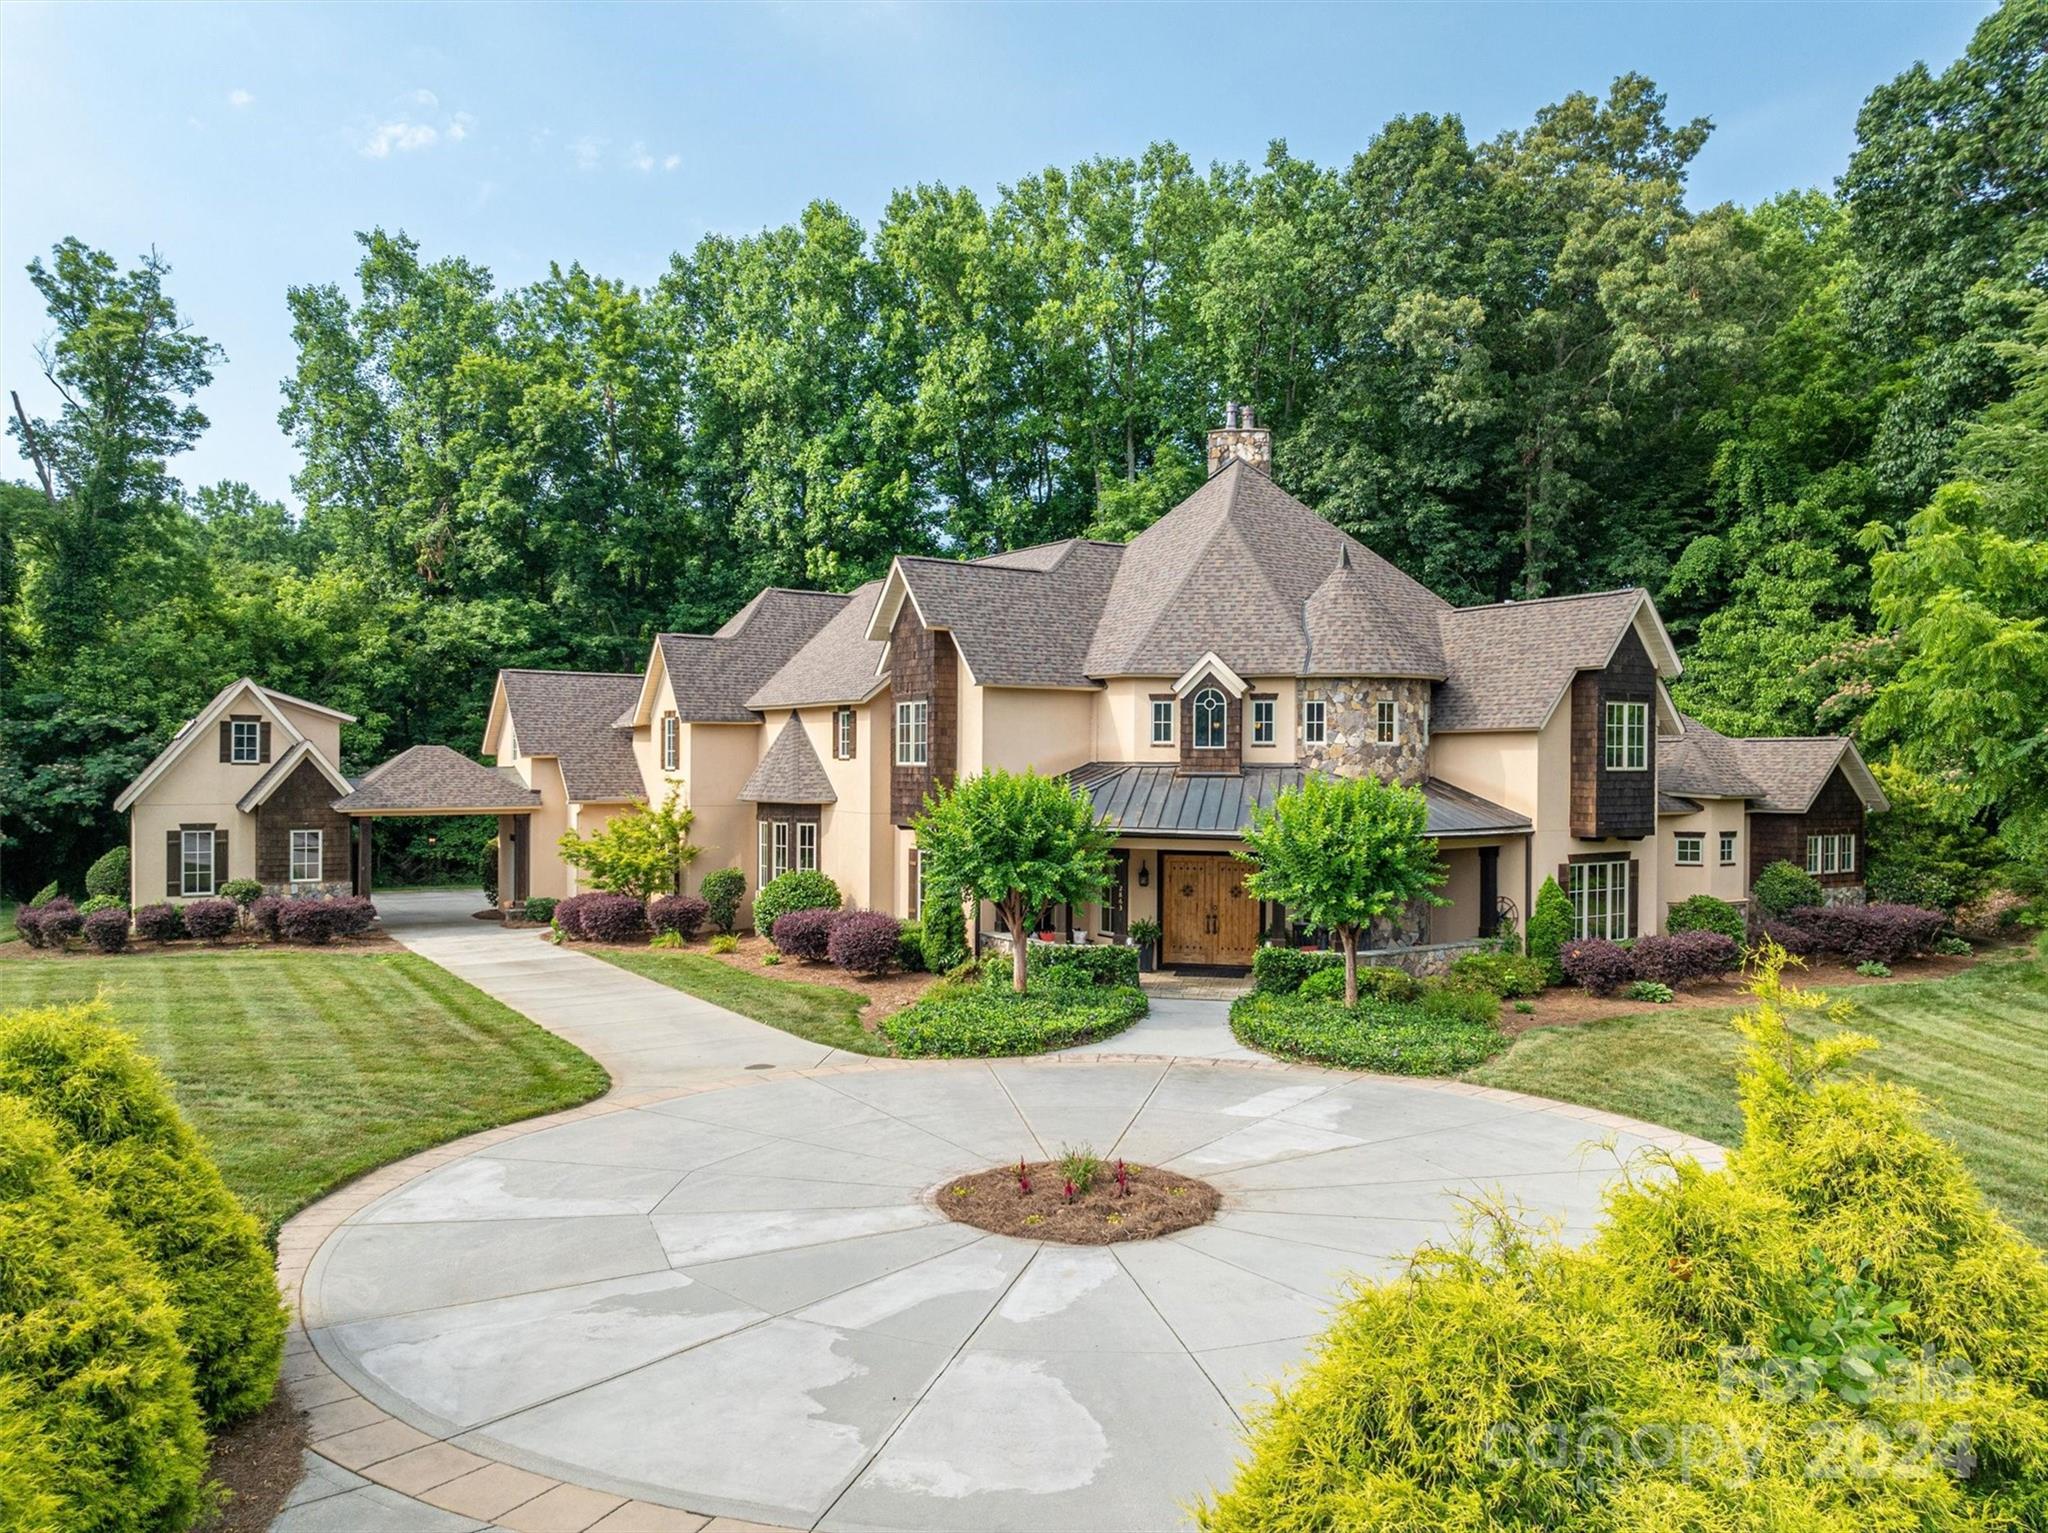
214 830 229 890
219 721 232 762
166 831 182 896
259 722 272 762
845 708 857 760
1628 859 1640 938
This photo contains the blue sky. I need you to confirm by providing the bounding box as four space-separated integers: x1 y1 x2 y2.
1 1 1992 505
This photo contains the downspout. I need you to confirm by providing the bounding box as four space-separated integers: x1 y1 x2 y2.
1523 830 1534 951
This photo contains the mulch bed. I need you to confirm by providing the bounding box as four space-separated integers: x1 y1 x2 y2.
571 930 941 1022
936 1159 1221 1244
195 1394 308 1533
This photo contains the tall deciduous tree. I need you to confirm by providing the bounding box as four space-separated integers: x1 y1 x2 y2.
1238 776 1446 1007
913 770 1116 994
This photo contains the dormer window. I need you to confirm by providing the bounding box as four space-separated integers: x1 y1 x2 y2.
230 719 261 764
1192 688 1226 750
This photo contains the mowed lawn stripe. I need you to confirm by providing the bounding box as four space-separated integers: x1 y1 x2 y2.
1466 951 2048 1242
0 950 609 1235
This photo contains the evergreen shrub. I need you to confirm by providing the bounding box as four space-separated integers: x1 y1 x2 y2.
1666 892 1746 943
84 847 129 899
752 869 841 935
1527 876 1574 983
700 868 746 934
1753 859 1824 918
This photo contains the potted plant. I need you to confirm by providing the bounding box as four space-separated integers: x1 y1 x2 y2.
1130 919 1162 973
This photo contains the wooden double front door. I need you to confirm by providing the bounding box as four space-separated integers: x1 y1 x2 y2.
1161 853 1259 967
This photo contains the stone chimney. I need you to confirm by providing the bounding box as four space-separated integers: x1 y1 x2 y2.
1206 401 1273 478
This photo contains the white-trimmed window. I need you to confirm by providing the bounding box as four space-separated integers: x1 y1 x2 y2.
1569 859 1631 941
773 820 790 880
230 718 261 764
1675 834 1703 867
1604 701 1649 771
1251 698 1275 745
1375 699 1398 745
289 829 323 884
1192 687 1226 750
181 828 215 897
796 821 817 872
895 701 928 766
1720 830 1738 866
1303 700 1326 745
660 712 680 772
1150 698 1174 745
1807 833 1856 875
835 707 855 760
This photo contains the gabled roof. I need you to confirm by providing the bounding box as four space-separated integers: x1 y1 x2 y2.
113 678 351 813
738 715 837 804
1173 652 1248 698
490 669 645 803
635 589 850 726
1433 589 1681 733
237 738 353 814
746 579 892 711
1660 712 1766 800
868 541 1124 688
333 744 542 815
1083 461 1448 679
1068 763 1530 840
1730 736 1890 815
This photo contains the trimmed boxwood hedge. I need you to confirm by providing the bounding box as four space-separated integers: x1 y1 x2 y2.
884 982 1147 1057
0 1000 286 1425
0 1096 207 1532
83 846 129 899
982 940 1141 991
752 868 841 936
1229 992 1504 1075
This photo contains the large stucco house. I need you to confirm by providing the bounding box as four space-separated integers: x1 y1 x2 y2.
114 412 1886 969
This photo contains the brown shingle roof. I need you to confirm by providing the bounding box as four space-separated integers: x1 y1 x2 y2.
746 580 891 710
334 744 542 813
1728 737 1869 814
895 541 1123 688
659 589 850 723
1083 461 1448 679
1433 589 1654 732
497 670 646 802
1660 712 1766 800
738 715 836 804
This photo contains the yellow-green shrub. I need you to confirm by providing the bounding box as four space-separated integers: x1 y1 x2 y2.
1198 946 2048 1531
0 1000 285 1424
0 1097 206 1532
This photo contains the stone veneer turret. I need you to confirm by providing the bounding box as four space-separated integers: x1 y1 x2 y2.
1299 677 1431 787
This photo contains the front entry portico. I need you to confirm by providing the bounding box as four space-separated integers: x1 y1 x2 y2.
1160 853 1259 967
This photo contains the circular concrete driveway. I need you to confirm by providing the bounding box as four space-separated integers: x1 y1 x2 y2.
304 1057 1717 1531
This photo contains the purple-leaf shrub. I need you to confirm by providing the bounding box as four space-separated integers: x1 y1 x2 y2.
828 910 902 975
14 905 48 949
326 896 378 938
183 899 238 944
82 908 131 954
276 899 344 945
1770 903 1943 964
1762 919 1822 957
578 893 648 944
249 896 285 941
133 902 186 944
1629 931 1740 987
1560 938 1635 996
771 906 837 962
552 893 597 940
649 894 710 939
27 898 82 949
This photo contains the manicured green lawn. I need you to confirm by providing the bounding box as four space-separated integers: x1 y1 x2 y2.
0 950 609 1234
1466 949 2048 1242
592 948 893 1056
0 900 15 943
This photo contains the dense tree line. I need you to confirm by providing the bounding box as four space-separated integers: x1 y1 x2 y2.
3 0 2043 893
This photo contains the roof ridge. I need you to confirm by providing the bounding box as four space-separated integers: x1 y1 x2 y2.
502 666 644 678
1448 587 1645 614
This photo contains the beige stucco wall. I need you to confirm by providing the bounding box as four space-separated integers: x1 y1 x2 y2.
1661 798 1749 910
272 699 344 769
513 756 572 899
127 747 259 905
788 699 896 916
1088 676 1300 763
684 723 762 913
979 687 1097 775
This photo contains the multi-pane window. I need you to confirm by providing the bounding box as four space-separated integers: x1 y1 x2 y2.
231 719 260 763
796 821 817 872
895 701 928 766
181 829 215 897
660 713 679 772
1374 699 1398 745
759 817 815 882
1192 688 1226 750
1675 834 1703 867
290 830 323 884
1720 830 1738 866
1150 699 1173 745
835 707 855 760
1603 701 1649 771
1807 833 1856 875
1569 859 1631 940
1251 698 1275 745
1303 700 1326 745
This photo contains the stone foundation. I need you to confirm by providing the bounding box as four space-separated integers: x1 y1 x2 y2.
1820 883 1868 908
1356 937 1493 978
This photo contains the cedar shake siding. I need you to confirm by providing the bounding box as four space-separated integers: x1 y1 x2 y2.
1749 764 1867 888
1178 683 1243 776
254 757 352 886
1570 627 1657 840
889 600 957 826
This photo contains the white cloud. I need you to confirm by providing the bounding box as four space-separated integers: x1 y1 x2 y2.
227 88 254 108
629 141 656 173
362 120 440 158
448 111 474 142
410 87 439 107
663 153 681 172
573 134 606 171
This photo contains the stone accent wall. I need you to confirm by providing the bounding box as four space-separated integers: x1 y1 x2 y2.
254 757 353 888
889 601 957 826
1569 627 1658 839
1299 678 1429 786
1205 424 1272 477
1356 936 1493 978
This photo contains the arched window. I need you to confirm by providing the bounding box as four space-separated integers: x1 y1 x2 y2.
1193 687 1226 750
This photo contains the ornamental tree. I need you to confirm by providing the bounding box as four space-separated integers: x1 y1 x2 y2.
914 768 1116 994
1238 775 1446 1007
557 785 699 899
